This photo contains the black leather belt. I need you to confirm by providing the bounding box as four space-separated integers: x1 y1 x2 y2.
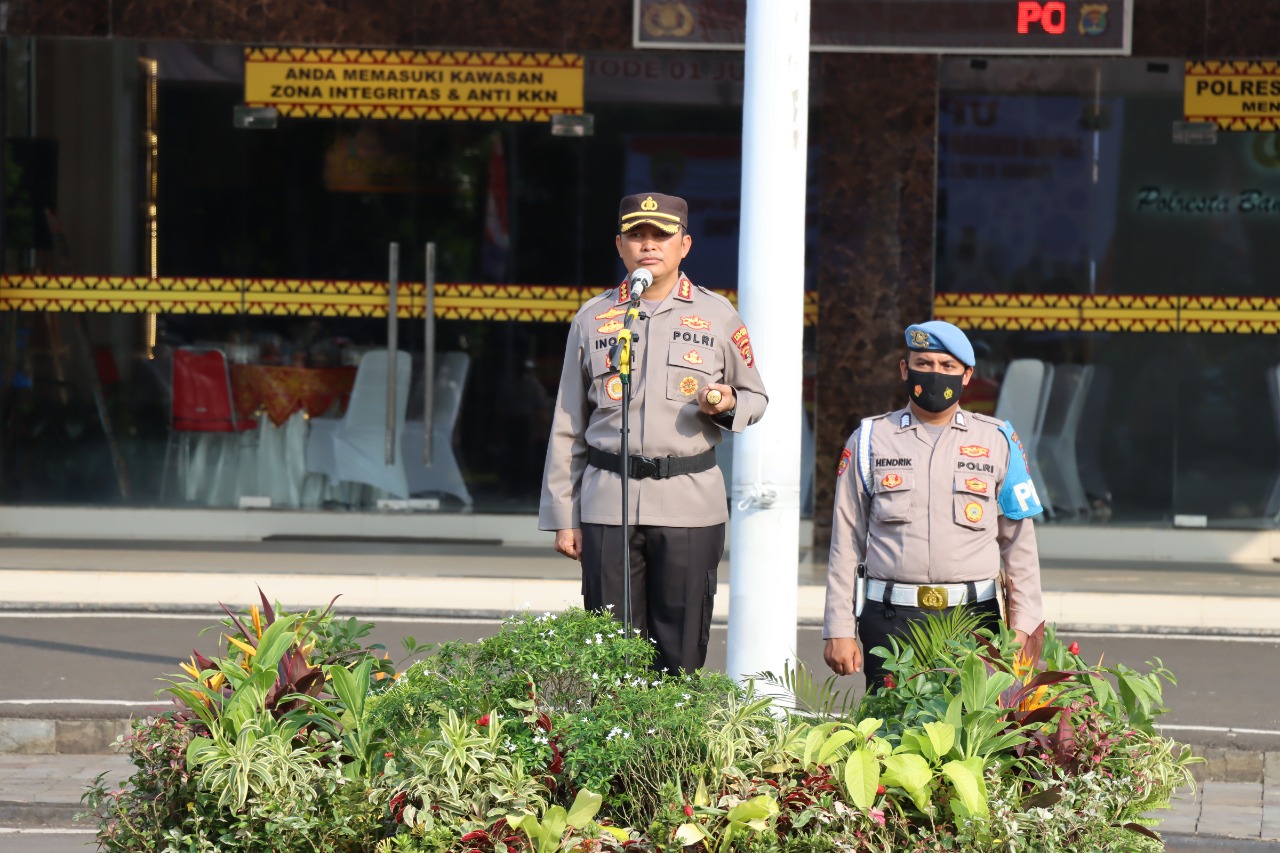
587 446 717 481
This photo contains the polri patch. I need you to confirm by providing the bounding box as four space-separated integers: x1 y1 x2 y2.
731 326 755 368
964 501 984 523
837 447 851 477
605 375 623 401
881 473 903 490
681 315 712 331
959 445 990 458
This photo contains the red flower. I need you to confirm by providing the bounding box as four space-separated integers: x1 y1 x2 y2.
476 714 491 726
461 830 489 843
883 675 896 690
384 751 394 759
683 804 694 817
1068 641 1080 655
876 785 886 795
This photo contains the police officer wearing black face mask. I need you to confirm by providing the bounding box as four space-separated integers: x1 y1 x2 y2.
823 321 1046 687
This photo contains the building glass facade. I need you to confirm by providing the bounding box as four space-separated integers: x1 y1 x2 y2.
2 0 1278 538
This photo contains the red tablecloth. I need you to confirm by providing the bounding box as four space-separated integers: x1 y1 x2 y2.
229 365 357 427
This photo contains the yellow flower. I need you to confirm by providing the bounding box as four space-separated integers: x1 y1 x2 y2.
226 634 257 658
179 658 201 681
250 605 263 639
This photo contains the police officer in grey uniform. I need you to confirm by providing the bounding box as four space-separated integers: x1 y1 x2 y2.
539 193 769 673
823 321 1044 687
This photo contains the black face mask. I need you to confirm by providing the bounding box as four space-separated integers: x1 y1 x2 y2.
906 368 965 413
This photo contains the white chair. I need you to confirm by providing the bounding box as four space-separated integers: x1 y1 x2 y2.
1266 366 1280 522
1037 364 1094 517
402 352 473 506
994 359 1053 518
305 350 413 499
1075 365 1112 509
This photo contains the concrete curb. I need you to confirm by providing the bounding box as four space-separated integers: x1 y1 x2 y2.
4 569 1280 635
0 804 88 830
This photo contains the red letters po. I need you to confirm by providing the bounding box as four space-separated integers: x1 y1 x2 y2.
1017 1 1067 34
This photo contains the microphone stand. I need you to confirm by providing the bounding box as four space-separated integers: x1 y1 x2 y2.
610 292 645 648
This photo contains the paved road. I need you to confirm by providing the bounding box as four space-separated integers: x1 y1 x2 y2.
1 613 1277 750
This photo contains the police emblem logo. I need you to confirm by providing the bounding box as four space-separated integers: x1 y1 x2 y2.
597 320 624 335
959 445 990 458
919 587 948 610
640 195 659 211
913 385 923 397
964 501 984 523
965 477 988 494
681 315 712 331
595 305 626 321
643 1 695 38
910 329 931 348
1079 3 1108 35
679 376 698 396
944 387 954 400
881 473 903 490
683 349 704 365
606 375 623 401
837 447 852 477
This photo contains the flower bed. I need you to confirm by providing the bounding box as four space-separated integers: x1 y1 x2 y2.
83 595 1199 852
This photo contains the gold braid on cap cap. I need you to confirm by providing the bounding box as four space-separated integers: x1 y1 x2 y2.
621 210 681 222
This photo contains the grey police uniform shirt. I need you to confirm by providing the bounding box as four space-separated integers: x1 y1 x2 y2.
823 407 1044 638
538 274 768 530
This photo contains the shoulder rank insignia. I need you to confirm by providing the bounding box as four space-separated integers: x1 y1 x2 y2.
615 279 630 304
676 275 693 301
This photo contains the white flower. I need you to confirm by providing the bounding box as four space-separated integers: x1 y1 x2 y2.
605 603 615 610
647 728 657 735
675 702 685 708
623 732 631 739
595 633 604 642
585 638 594 646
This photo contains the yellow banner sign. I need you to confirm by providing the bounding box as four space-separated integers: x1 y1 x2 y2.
1185 60 1280 131
244 48 584 121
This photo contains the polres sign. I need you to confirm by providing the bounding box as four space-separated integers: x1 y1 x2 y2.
635 0 1130 54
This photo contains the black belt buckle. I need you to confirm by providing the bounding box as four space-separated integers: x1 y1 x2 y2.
628 454 660 480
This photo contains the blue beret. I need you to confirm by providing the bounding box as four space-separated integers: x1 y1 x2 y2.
904 321 975 367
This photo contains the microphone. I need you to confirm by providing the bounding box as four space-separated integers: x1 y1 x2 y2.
628 268 653 300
